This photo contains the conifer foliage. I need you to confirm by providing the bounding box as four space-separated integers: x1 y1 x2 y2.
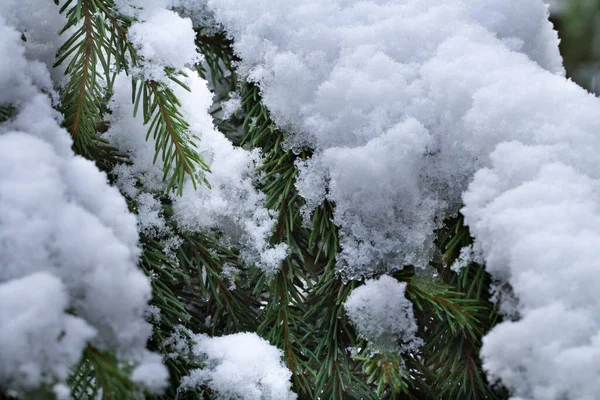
1 1 600 400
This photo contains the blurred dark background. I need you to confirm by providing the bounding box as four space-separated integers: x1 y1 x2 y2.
549 0 600 94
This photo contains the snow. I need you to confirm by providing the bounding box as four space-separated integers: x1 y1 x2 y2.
130 353 170 392
3 0 600 398
207 0 564 279
106 69 286 272
206 0 600 398
220 92 242 120
0 0 68 82
450 245 476 273
171 0 218 31
163 326 195 361
109 0 286 274
464 161 600 398
0 12 166 392
0 273 95 389
127 8 200 80
106 74 168 197
53 383 72 400
344 275 421 353
180 332 297 400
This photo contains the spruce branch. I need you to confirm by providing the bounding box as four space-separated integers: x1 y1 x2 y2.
45 3 516 398
0 105 16 123
240 81 382 399
240 82 317 396
132 74 210 195
406 280 484 339
407 280 499 399
256 259 315 397
55 0 111 157
309 200 339 263
68 347 140 400
237 68 503 400
194 30 238 90
55 0 210 194
139 218 259 399
139 235 193 332
191 27 242 137
177 232 259 334
303 200 374 399
419 214 508 400
354 352 411 398
306 271 376 400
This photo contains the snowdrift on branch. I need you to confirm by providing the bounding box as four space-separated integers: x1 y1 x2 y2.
171 330 297 400
0 14 166 392
206 0 600 398
107 0 287 272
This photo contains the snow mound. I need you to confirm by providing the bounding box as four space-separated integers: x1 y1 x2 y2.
206 0 600 398
206 0 563 279
180 332 297 400
344 275 421 353
0 14 166 392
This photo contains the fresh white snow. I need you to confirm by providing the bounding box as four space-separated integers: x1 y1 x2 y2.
2 0 600 398
0 12 166 392
106 69 287 273
207 0 564 279
127 7 201 80
206 1 600 398
106 1 287 272
179 332 297 400
344 275 421 353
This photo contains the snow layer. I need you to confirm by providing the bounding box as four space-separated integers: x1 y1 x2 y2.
171 0 218 31
207 0 564 279
206 0 600 398
108 0 286 272
344 275 421 353
462 102 600 398
180 332 297 400
0 0 68 83
107 0 286 272
106 71 286 272
0 273 95 389
0 13 166 392
450 245 477 273
128 7 200 80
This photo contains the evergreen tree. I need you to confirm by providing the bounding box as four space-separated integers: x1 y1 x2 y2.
1 1 599 400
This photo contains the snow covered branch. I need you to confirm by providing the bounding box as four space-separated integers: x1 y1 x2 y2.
0 11 166 394
204 0 600 398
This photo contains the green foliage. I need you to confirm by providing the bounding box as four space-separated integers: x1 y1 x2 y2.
69 347 140 400
56 0 111 157
354 352 411 398
132 74 210 195
55 0 208 194
422 216 508 400
0 105 16 123
239 80 506 399
195 30 238 91
239 82 318 397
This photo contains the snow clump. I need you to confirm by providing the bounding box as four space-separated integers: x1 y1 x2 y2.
106 1 286 272
206 0 564 279
206 0 600 398
0 12 166 392
344 275 421 353
180 332 297 400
